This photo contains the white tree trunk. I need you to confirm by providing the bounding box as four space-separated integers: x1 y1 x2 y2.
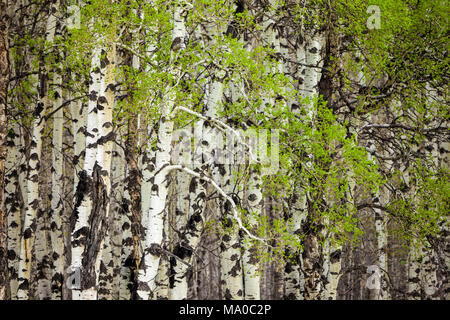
297 12 326 300
71 39 116 299
169 177 206 300
136 3 187 300
95 42 116 300
5 123 22 299
17 1 60 299
284 189 307 300
136 99 174 299
119 168 134 300
71 46 101 300
49 55 64 300
242 170 262 300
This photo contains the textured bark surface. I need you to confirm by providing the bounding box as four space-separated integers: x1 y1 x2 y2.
49 43 64 299
169 177 206 300
1 0 448 302
0 0 9 300
218 165 244 300
71 40 116 299
5 124 21 299
70 46 102 300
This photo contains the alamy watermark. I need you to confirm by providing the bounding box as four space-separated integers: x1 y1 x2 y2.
66 266 81 289
366 265 381 290
170 122 280 175
67 5 81 30
367 5 381 30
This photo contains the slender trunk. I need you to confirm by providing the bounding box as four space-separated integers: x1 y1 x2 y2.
169 174 207 300
70 46 101 300
49 49 64 299
210 78 244 301
284 18 307 302
372 195 389 300
284 190 307 300
17 98 46 299
5 124 21 299
71 39 116 299
119 168 134 300
300 9 326 300
168 163 191 299
242 169 262 300
17 1 60 299
118 113 142 299
136 3 186 299
88 43 116 299
407 241 422 299
154 209 170 300
71 97 86 191
218 166 244 300
109 138 125 300
0 0 9 299
136 96 174 299
6 24 27 296
96 41 118 300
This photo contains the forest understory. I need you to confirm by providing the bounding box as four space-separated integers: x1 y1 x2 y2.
0 0 448 300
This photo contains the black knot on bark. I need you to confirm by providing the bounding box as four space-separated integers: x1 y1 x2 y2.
330 249 342 263
148 243 162 257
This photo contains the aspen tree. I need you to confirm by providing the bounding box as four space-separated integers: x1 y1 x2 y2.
17 0 60 299
136 2 187 300
0 0 9 300
5 124 21 299
4 0 23 298
49 18 64 298
70 45 102 300
298 6 326 299
71 27 116 298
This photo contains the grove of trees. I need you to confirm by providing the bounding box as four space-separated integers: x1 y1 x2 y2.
0 0 448 300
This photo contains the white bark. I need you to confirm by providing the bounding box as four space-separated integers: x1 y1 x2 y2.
109 135 125 300
136 100 174 299
71 98 86 190
366 114 390 300
294 11 326 300
407 240 422 299
17 1 60 299
5 123 22 299
218 166 244 300
284 189 307 300
169 177 206 300
302 21 326 119
209 71 244 300
71 46 101 300
95 43 116 300
119 167 134 300
242 170 262 300
137 3 187 300
49 55 64 300
168 135 192 299
71 38 116 299
154 210 170 300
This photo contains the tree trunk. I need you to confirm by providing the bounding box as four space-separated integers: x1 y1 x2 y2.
136 3 186 299
5 124 21 299
71 39 116 299
49 48 64 300
0 0 10 300
17 1 60 299
169 177 206 299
